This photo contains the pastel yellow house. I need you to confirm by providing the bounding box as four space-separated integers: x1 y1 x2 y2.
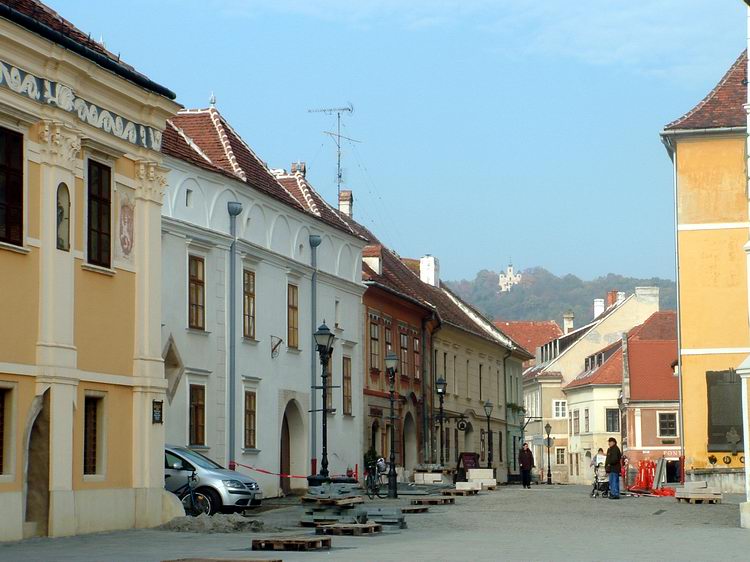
0 3 179 540
661 50 749 493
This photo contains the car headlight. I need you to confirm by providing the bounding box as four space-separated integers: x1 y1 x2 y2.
222 479 244 489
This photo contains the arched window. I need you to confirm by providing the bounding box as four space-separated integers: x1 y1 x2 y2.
56 183 70 251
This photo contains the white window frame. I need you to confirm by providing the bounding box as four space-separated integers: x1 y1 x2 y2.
555 447 566 465
552 400 567 419
605 408 620 433
186 371 210 448
656 411 679 438
584 408 590 433
82 389 107 482
0 117 31 255
0 381 17 481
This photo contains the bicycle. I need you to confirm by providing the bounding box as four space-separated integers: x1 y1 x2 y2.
173 470 212 516
365 457 388 499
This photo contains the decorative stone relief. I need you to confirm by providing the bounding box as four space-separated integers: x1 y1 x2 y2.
0 59 162 150
38 120 81 168
135 160 168 204
118 193 135 262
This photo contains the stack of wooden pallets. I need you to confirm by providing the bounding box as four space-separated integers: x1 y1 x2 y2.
674 481 722 504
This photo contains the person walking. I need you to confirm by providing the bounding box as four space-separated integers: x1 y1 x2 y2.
519 442 534 489
605 437 622 499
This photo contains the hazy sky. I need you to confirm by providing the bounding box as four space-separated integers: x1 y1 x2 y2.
50 1 746 281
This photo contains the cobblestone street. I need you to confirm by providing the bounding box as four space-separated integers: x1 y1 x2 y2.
1 485 748 562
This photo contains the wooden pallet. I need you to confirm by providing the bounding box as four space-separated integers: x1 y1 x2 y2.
299 518 339 528
442 489 478 496
411 497 455 505
316 522 383 536
165 559 282 562
401 505 429 514
676 496 722 505
252 536 332 552
301 495 364 507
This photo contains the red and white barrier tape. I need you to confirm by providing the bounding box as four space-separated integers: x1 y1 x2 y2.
232 461 357 480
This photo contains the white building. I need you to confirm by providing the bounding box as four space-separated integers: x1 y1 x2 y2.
498 262 522 292
159 108 366 498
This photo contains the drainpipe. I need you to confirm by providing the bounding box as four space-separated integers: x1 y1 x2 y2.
420 314 434 463
227 201 243 470
671 148 686 483
309 234 322 475
502 349 512 474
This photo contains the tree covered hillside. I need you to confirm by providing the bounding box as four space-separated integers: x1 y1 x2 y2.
445 267 676 326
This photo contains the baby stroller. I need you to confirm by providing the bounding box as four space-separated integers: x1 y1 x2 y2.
591 462 609 498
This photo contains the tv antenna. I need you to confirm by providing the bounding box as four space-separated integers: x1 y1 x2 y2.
308 103 358 197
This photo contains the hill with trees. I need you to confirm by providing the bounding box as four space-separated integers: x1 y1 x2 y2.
445 267 676 326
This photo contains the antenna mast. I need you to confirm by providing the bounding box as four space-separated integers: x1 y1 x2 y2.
308 103 356 197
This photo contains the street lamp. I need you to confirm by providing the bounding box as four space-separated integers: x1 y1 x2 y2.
544 422 553 485
385 350 399 499
436 377 447 466
313 322 336 481
483 400 493 469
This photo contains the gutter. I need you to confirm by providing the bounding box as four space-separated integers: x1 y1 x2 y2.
309 234 322 475
0 4 176 100
227 201 243 469
660 126 747 159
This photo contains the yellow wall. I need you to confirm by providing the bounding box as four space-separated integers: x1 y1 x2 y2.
74 263 136 376
72 382 133 490
0 374 36 493
0 248 39 365
27 161 40 239
675 134 750 468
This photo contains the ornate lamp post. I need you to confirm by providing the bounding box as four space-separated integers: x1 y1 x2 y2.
483 400 493 469
313 322 335 481
385 350 399 499
436 377 447 465
545 422 553 485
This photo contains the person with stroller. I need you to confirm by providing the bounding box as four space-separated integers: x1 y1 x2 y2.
590 448 608 497
605 437 622 499
519 442 534 489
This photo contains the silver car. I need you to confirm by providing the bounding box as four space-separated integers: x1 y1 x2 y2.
164 445 262 514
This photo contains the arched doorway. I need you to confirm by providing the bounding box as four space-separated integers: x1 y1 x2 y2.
279 400 306 495
24 390 50 538
463 422 474 454
403 413 418 471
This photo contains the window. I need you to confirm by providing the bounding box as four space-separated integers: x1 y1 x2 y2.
553 400 567 419
658 412 678 438
0 388 8 474
56 183 70 251
244 391 256 449
188 256 205 330
445 427 451 462
87 159 111 267
0 127 23 246
497 430 503 462
584 408 590 433
189 385 205 446
335 299 341 329
480 429 486 462
287 284 298 348
185 188 193 207
413 337 421 380
385 326 392 352
479 364 483 401
573 409 580 435
556 447 566 465
399 332 409 377
83 395 103 475
606 408 620 433
325 348 333 413
243 270 256 339
343 356 352 415
369 321 380 371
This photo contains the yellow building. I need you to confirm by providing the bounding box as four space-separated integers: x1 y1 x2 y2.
0 3 179 540
661 50 749 493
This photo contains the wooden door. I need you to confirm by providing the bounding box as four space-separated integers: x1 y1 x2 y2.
280 415 291 495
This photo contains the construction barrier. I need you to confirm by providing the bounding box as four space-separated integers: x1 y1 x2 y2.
232 460 358 481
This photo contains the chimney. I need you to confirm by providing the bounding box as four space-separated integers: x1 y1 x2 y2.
606 290 618 308
290 161 306 177
562 310 575 335
339 189 353 217
362 245 382 275
593 298 605 319
419 255 440 287
616 291 626 305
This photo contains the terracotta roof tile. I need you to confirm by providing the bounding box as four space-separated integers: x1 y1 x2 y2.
493 320 562 357
664 50 747 131
627 311 678 402
565 345 623 390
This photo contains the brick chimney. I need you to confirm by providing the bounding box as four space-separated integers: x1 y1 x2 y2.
419 255 440 287
363 245 382 275
606 290 618 308
563 310 575 335
339 189 353 217
291 161 306 177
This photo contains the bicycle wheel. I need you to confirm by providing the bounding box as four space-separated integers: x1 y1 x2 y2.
365 473 376 500
376 474 388 498
181 491 211 516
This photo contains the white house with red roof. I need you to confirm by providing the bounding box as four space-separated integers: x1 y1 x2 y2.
159 106 366 501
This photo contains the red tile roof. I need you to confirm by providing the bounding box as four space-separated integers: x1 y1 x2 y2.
493 320 562 357
565 344 623 390
627 311 678 402
0 0 175 98
162 110 359 237
664 50 747 131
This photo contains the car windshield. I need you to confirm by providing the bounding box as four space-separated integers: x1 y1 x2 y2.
174 448 223 470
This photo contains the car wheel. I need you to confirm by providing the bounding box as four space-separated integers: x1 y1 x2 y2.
197 487 222 515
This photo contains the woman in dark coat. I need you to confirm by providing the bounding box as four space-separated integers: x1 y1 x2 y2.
519 442 534 489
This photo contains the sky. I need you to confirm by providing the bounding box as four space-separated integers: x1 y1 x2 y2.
49 0 746 282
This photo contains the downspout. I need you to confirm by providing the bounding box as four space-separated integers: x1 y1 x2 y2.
309 234 322 475
420 313 435 463
227 201 243 469
502 349 512 475
671 144 686 481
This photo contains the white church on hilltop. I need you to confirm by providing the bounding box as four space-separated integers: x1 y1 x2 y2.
498 262 522 292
